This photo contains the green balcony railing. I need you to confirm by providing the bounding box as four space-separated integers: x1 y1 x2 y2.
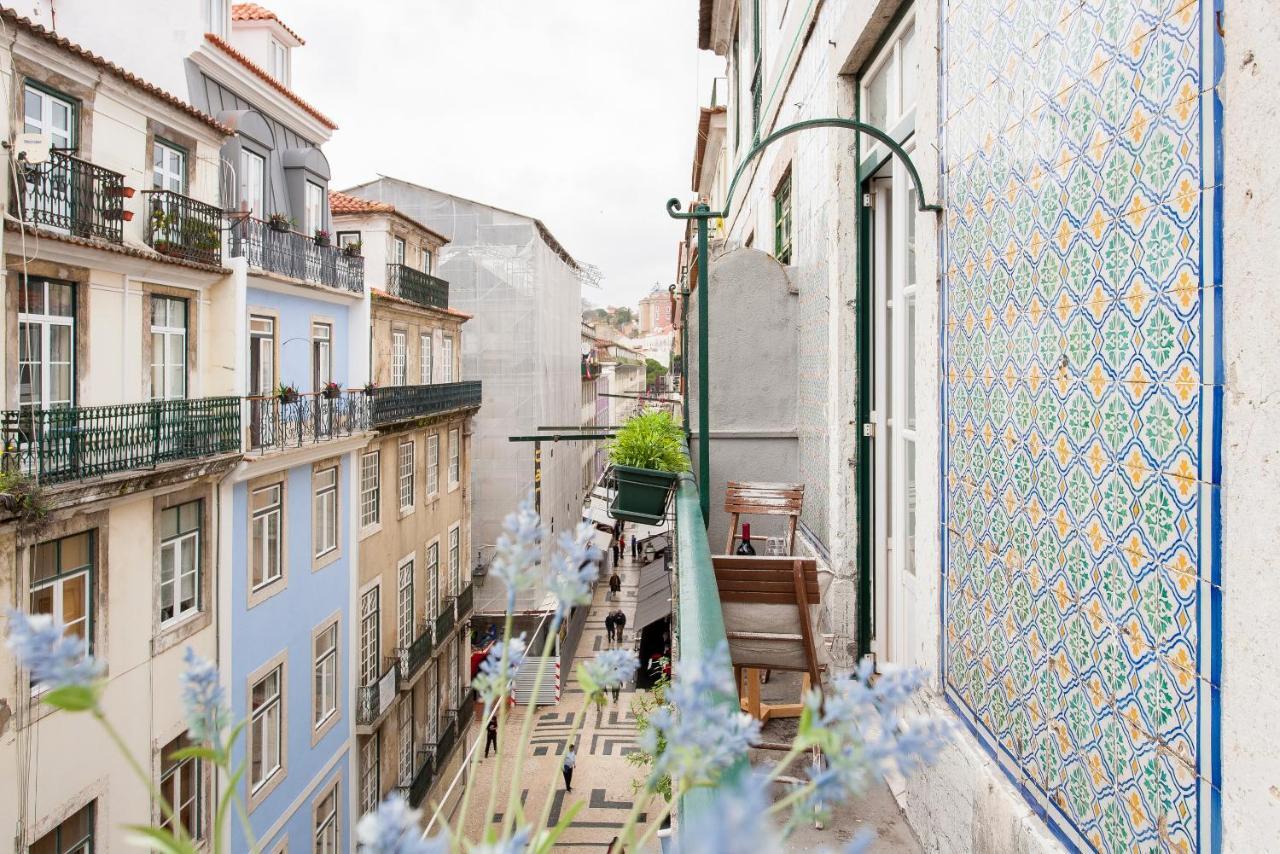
386 264 449 309
246 390 371 453
142 190 223 266
14 150 126 243
407 745 436 807
456 583 474 623
399 623 433 683
0 397 241 485
434 596 456 645
370 381 482 428
672 466 747 824
436 711 458 767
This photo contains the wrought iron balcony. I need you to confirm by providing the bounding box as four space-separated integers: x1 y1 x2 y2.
386 264 449 310
14 150 126 243
456 583 474 623
245 390 371 453
407 746 437 807
434 596 456 645
370 381 482 428
0 397 240 486
357 659 400 727
397 623 433 685
228 217 364 293
142 190 223 265
436 711 459 766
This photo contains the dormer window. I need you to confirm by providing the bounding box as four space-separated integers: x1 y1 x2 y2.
207 0 228 38
270 38 290 85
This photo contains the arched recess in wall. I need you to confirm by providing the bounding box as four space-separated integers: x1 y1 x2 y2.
216 108 275 215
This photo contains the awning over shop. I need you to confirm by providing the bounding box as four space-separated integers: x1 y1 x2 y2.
634 556 673 630
590 529 613 554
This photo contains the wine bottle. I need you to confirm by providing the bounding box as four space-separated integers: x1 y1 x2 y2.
735 522 756 555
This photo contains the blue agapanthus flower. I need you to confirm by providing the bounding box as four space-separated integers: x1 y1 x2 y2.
471 825 531 854
5 609 102 693
676 772 781 853
473 634 528 705
546 522 601 620
355 793 448 853
179 646 228 745
640 641 759 786
581 648 637 691
490 498 544 611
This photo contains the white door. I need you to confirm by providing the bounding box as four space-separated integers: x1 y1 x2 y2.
869 151 920 670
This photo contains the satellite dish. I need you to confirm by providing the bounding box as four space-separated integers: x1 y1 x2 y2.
15 132 51 165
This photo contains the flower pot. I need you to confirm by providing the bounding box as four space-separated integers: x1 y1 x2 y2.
278 390 299 404
314 236 331 247
608 464 678 525
268 218 291 233
322 387 340 400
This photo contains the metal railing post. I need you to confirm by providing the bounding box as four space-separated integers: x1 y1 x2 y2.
694 205 710 526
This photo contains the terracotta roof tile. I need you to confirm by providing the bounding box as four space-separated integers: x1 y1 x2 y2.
204 33 337 130
231 3 304 44
0 8 230 135
328 191 450 245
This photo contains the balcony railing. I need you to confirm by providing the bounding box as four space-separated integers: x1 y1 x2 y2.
436 711 458 766
14 150 126 243
370 381 482 428
398 623 433 684
357 659 400 727
435 596 456 645
386 264 449 310
0 397 241 486
142 190 223 266
228 217 364 293
456 583 474 623
245 390 370 453
407 745 437 807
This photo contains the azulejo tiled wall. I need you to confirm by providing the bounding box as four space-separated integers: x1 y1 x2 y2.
940 0 1221 851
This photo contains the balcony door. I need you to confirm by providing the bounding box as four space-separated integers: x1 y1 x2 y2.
249 316 275 445
864 151 920 671
23 84 76 232
19 280 75 412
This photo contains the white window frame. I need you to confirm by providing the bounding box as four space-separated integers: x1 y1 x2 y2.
312 466 338 560
359 585 380 689
447 525 461 599
397 556 415 651
151 296 188 401
440 336 454 383
160 733 205 842
398 440 415 511
305 181 323 234
392 236 406 266
270 38 290 86
18 279 75 410
858 12 917 171
313 621 338 729
29 531 94 691
239 149 266 218
426 541 439 621
153 140 186 193
391 331 407 386
249 665 283 792
397 697 415 785
359 735 379 815
419 333 433 385
159 500 201 627
206 0 228 38
360 450 381 528
421 247 433 274
313 781 338 854
447 429 460 489
311 322 332 393
23 83 73 150
426 434 440 498
250 484 283 590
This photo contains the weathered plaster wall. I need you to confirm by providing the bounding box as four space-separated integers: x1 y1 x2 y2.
1218 0 1280 848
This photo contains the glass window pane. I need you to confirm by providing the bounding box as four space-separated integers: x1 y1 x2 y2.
900 24 917 115
866 60 891 128
25 88 41 128
161 506 180 539
49 283 74 316
61 532 91 571
61 575 87 626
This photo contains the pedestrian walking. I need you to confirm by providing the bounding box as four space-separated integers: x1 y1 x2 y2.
631 534 640 560
611 682 621 703
608 571 621 601
614 609 627 644
562 744 577 792
484 714 499 758
612 539 621 565
604 611 616 643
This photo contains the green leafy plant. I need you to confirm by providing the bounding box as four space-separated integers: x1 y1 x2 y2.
275 382 300 404
0 469 50 533
626 661 672 802
608 410 687 473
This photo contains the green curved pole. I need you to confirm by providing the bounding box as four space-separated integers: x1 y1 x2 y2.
666 117 941 529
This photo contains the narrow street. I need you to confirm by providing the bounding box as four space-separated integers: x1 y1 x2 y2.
460 546 656 848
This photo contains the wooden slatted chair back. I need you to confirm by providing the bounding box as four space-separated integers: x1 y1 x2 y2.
713 555 822 690
723 481 805 554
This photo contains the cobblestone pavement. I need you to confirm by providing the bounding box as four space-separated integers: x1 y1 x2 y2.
459 545 659 850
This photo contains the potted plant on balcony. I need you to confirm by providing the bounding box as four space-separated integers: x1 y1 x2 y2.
276 382 300 404
321 380 342 400
268 212 293 233
606 409 687 525
342 240 363 258
314 228 331 247
362 380 377 396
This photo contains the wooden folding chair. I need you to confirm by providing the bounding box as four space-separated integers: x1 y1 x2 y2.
714 555 822 722
723 481 805 555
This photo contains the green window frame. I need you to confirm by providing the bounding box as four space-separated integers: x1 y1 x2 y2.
773 168 793 264
23 78 79 151
31 800 95 854
152 138 188 193
29 530 97 663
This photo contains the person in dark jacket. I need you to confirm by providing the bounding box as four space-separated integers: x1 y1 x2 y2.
631 534 640 560
604 611 617 643
614 609 627 644
484 714 499 757
608 571 622 601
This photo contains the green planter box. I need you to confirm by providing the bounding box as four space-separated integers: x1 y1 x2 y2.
609 464 678 525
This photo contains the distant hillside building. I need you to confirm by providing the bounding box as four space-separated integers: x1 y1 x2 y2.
638 285 674 334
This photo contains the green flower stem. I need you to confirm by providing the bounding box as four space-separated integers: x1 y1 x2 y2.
530 692 597 849
621 780 683 850
91 708 188 842
464 610 514 848
230 788 259 853
498 621 560 839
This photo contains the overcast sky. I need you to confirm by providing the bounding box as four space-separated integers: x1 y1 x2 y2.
272 0 717 309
